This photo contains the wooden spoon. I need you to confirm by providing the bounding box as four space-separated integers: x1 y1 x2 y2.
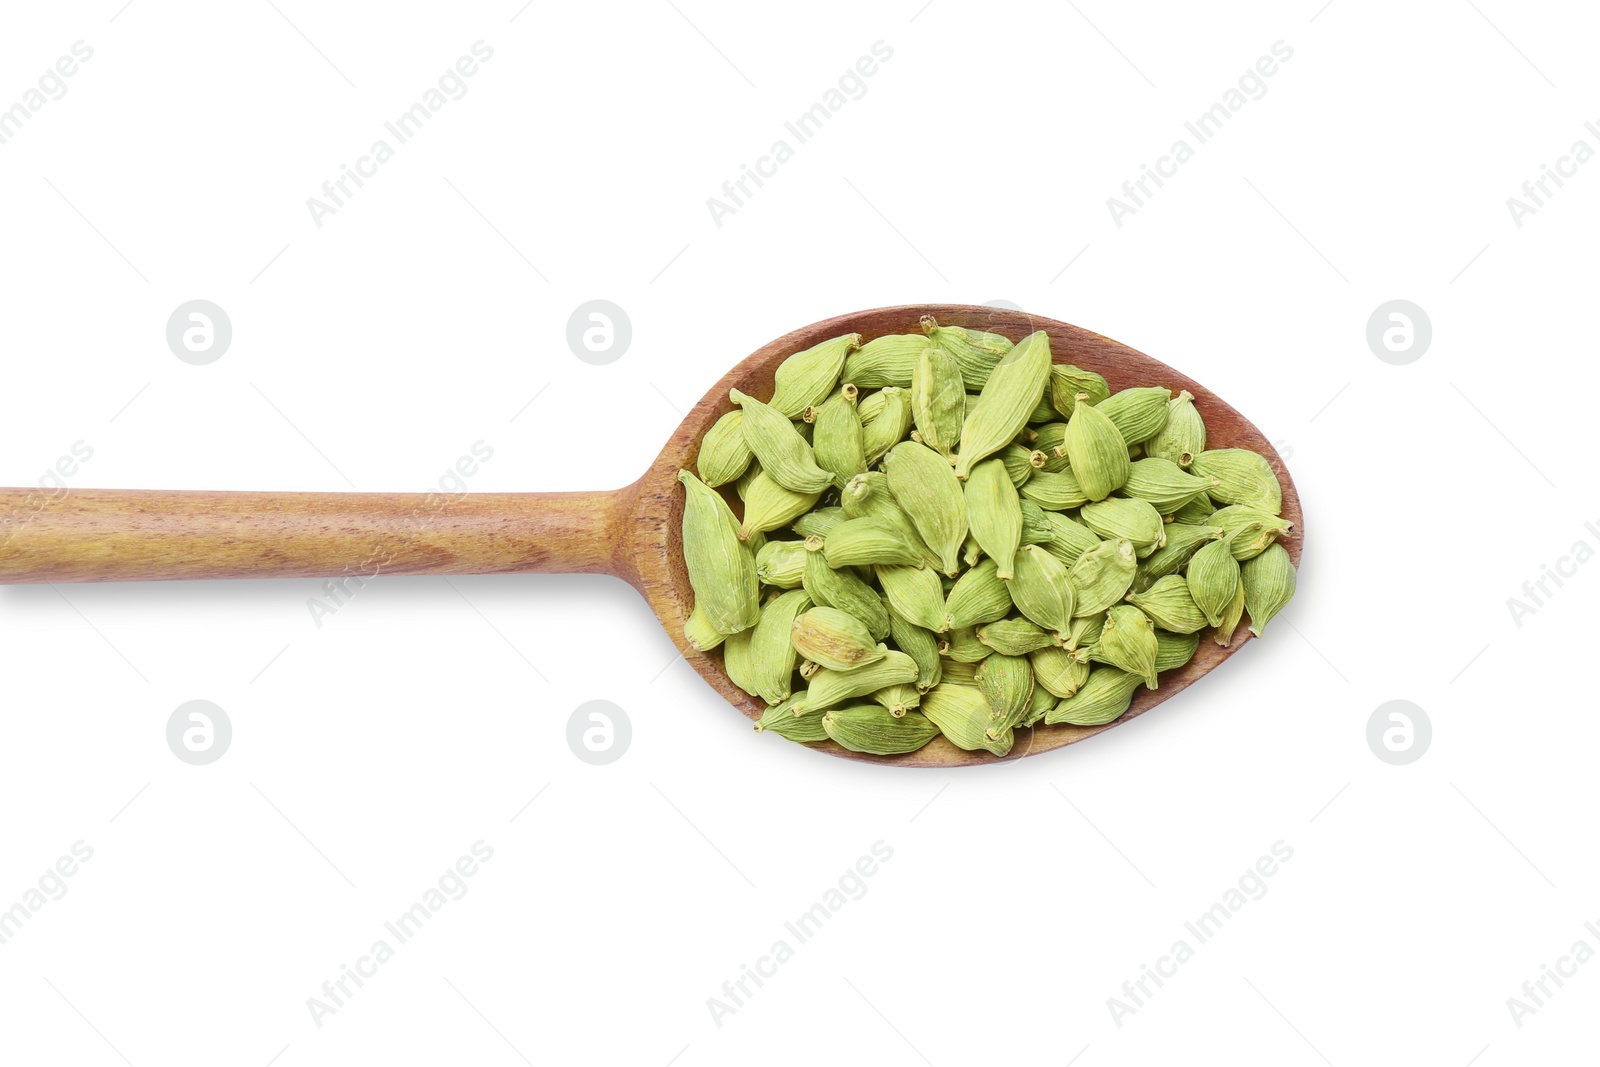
0 304 1300 766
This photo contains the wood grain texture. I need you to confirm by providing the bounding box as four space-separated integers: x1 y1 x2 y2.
0 305 1300 767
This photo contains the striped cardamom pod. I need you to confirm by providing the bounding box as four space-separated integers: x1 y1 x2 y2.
1121 457 1214 513
964 457 1023 579
1210 504 1293 560
802 651 919 712
1096 386 1172 444
1018 499 1056 547
875 562 949 633
768 333 858 417
921 315 1014 390
884 440 968 576
1186 536 1242 627
858 386 914 464
809 386 866 490
1067 538 1138 617
755 694 827 742
1191 448 1283 514
1007 544 1076 639
677 469 759 635
1030 422 1071 472
684 603 726 652
910 343 966 460
1134 524 1223 591
738 471 820 541
730 389 833 493
999 443 1043 487
872 682 922 717
1213 578 1247 647
1144 390 1207 467
790 606 887 672
1242 543 1296 637
1062 393 1130 501
844 334 930 389
822 705 940 755
1018 468 1090 511
802 541 891 640
754 538 807 588
1090 604 1159 689
940 626 990 663
888 611 944 691
944 558 1014 630
747 589 814 705
953 330 1053 480
1153 630 1200 672
977 617 1056 656
791 505 845 539
1045 667 1142 726
920 682 1013 756
1081 497 1168 557
1125 575 1209 634
1030 645 1091 699
977 652 1035 732
1048 364 1111 418
697 410 753 487
821 517 925 569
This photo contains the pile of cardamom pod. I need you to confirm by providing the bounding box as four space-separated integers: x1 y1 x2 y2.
678 316 1295 758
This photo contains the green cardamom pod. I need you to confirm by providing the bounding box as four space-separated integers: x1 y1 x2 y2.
738 471 821 541
1091 604 1158 689
939 625 990 663
1144 390 1206 468
1191 448 1283 515
910 344 966 460
1096 386 1172 444
677 469 759 635
920 682 1012 756
1030 422 1071 472
1185 536 1241 628
755 693 827 742
1062 394 1130 501
1154 630 1200 672
872 682 921 717
1018 468 1090 511
697 410 753 487
822 705 939 755
1064 611 1105 656
730 389 833 493
841 471 941 570
1080 497 1168 556
1037 512 1101 569
1018 499 1056 547
1044 667 1142 726
858 386 914 464
876 562 949 633
844 334 929 389
921 315 1014 390
883 440 968 576
977 652 1035 732
954 330 1052 480
1134 524 1223 591
790 606 887 672
809 386 866 490
1213 578 1247 647
684 603 726 652
1121 457 1214 512
887 611 944 691
721 623 757 695
1048 364 1111 418
1125 575 1208 634
791 506 845 539
977 617 1056 656
1030 645 1091 699
768 333 858 417
1170 495 1215 526
1067 538 1138 617
999 443 1042 487
1241 543 1295 637
802 651 919 712
1209 505 1293 560
755 538 807 589
747 589 813 704
944 558 1014 630
1007 544 1076 638
964 457 1023 579
802 541 891 640
821 517 926 568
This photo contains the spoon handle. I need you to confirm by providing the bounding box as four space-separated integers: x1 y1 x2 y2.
0 486 639 585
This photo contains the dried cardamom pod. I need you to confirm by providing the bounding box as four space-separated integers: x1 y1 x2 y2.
1191 448 1283 514
802 541 891 640
954 330 1052 480
755 539 807 589
1241 543 1295 637
1037 512 1101 569
1096 386 1172 444
1121 457 1214 513
922 315 1014 390
883 440 968 576
747 589 813 704
768 333 858 417
821 517 926 569
721 623 757 695
823 705 939 755
977 617 1056 656
1213 578 1247 647
730 389 833 493
1007 544 1076 638
810 386 866 490
944 558 1014 630
1153 630 1200 672
1044 667 1142 726
802 651 919 712
1170 495 1215 526
876 563 949 633
872 682 921 717
738 471 821 540
790 606 886 672
684 603 726 652
1021 678 1057 727
1018 468 1090 511
1067 538 1138 617
791 506 844 539
1018 499 1056 547
677 469 759 635
1030 645 1091 699
1134 524 1223 591
1030 422 1071 472
1048 364 1111 418
1144 390 1206 467
1062 394 1130 501
999 443 1042 488
697 410 753 487
1080 497 1168 557
939 625 990 663
1125 575 1208 634
844 335 929 389
858 386 914 464
920 682 1013 756
888 612 944 691
1064 611 1105 656
964 457 1023 579
910 344 966 460
977 652 1035 732
1185 536 1241 627
1209 505 1293 560
755 693 827 742
1091 605 1158 689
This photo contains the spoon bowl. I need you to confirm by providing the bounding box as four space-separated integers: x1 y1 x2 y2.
0 304 1300 766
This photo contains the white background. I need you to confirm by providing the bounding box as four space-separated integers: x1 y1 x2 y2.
1 1 1595 1063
